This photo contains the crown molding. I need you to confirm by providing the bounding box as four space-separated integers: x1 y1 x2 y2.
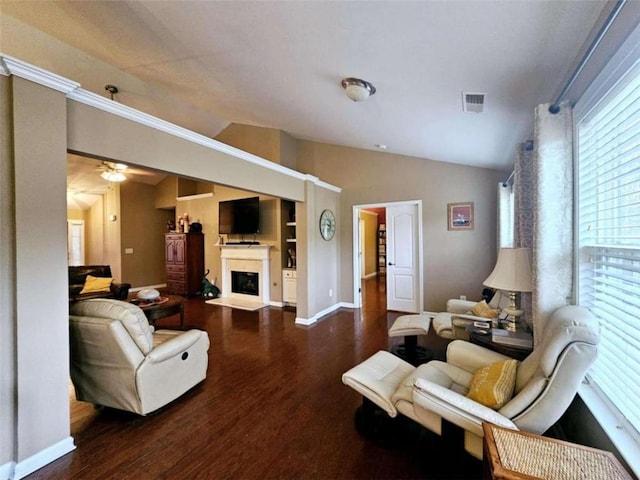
68 88 309 181
303 174 341 193
0 54 80 93
0 54 343 190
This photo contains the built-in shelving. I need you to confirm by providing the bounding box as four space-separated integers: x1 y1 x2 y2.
281 201 297 305
378 224 386 274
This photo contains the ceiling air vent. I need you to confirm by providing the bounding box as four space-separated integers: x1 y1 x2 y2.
462 91 486 113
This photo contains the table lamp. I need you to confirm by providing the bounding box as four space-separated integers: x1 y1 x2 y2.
483 247 533 332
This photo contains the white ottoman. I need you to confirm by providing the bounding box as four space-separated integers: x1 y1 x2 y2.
388 314 433 366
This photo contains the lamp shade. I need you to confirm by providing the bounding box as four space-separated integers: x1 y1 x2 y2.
483 248 533 292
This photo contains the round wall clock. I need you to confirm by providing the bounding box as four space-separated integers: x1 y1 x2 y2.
319 209 336 241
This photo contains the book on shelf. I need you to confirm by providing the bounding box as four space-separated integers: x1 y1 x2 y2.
491 329 533 349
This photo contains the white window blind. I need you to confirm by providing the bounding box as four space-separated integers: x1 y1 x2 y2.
576 59 640 445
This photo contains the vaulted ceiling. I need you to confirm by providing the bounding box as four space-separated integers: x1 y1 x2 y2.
2 1 613 173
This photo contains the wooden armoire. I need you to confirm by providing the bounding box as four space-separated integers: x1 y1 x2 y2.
165 232 204 296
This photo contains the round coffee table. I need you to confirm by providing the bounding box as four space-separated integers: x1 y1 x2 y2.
134 294 185 329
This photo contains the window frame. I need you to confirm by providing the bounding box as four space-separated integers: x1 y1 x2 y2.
573 22 640 477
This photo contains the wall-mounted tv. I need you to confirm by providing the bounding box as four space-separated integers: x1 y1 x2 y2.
219 196 260 235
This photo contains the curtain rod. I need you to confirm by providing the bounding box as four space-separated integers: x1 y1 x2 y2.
549 0 627 114
502 170 515 187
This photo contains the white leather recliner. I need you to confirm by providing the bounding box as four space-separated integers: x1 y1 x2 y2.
69 299 210 415
343 305 599 459
433 290 511 340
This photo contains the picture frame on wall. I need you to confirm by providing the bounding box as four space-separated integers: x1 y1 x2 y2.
448 202 474 230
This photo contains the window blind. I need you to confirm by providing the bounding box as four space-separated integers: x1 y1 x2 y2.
576 60 640 444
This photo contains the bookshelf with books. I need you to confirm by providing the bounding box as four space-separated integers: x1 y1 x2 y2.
378 224 386 274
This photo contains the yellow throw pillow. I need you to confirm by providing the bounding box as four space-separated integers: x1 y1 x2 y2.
471 299 500 319
467 359 518 410
79 275 113 294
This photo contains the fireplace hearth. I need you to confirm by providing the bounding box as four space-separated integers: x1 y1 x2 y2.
231 271 259 296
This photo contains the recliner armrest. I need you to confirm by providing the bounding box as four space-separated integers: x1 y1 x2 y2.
413 378 518 435
146 330 205 364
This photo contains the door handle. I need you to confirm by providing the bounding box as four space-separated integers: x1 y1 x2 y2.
388 262 395 266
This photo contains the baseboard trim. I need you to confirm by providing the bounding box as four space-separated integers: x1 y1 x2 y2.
0 462 15 480
295 302 344 326
13 436 75 480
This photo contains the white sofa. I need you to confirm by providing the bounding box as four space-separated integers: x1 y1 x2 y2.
69 299 210 415
343 305 599 459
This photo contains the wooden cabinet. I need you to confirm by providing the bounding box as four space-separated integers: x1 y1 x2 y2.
165 233 204 296
282 269 297 305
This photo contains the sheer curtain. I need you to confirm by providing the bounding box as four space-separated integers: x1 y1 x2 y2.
497 182 514 250
514 101 574 341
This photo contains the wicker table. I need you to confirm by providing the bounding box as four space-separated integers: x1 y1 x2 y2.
132 294 185 329
482 422 633 480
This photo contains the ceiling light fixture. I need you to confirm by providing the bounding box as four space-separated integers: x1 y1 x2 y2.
100 162 128 182
104 84 119 101
100 170 127 182
341 77 376 102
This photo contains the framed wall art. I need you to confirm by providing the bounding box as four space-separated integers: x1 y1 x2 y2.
448 202 474 230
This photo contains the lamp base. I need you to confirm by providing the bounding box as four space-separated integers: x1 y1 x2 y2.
503 296 524 332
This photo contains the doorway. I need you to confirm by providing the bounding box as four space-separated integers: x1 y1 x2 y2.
67 219 85 266
352 200 423 312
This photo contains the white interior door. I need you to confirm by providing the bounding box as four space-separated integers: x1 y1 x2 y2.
386 204 420 312
67 219 85 266
359 219 365 278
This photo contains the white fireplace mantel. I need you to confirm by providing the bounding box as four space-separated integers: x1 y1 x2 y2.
219 245 272 306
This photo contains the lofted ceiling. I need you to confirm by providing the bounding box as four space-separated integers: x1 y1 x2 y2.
66 154 167 210
2 1 611 174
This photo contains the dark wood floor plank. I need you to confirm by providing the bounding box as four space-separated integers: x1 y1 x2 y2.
27 277 481 479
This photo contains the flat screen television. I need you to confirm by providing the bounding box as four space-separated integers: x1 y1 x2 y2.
219 196 260 235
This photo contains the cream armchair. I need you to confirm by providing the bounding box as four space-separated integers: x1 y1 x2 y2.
433 291 510 340
343 305 599 459
69 299 210 415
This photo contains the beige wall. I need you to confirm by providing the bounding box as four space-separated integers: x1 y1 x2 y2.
10 77 73 467
175 184 286 303
296 181 340 319
215 124 282 164
296 140 508 311
86 196 105 265
66 208 84 220
67 102 306 202
0 72 15 474
120 181 174 288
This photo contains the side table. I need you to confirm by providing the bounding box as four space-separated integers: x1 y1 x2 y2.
466 326 532 361
482 422 634 480
133 294 185 329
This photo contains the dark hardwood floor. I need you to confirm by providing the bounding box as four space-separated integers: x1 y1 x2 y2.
29 277 481 479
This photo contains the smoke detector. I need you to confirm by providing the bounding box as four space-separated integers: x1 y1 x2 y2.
462 91 486 113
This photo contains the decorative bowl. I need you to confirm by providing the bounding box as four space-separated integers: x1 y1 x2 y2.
137 288 160 301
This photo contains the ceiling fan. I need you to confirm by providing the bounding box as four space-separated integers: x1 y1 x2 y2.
96 161 159 183
98 161 129 182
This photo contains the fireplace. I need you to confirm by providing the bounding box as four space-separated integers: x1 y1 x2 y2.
214 245 272 308
231 271 259 296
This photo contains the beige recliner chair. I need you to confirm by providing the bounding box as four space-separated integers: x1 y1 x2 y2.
69 299 210 415
343 305 599 459
432 290 511 340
